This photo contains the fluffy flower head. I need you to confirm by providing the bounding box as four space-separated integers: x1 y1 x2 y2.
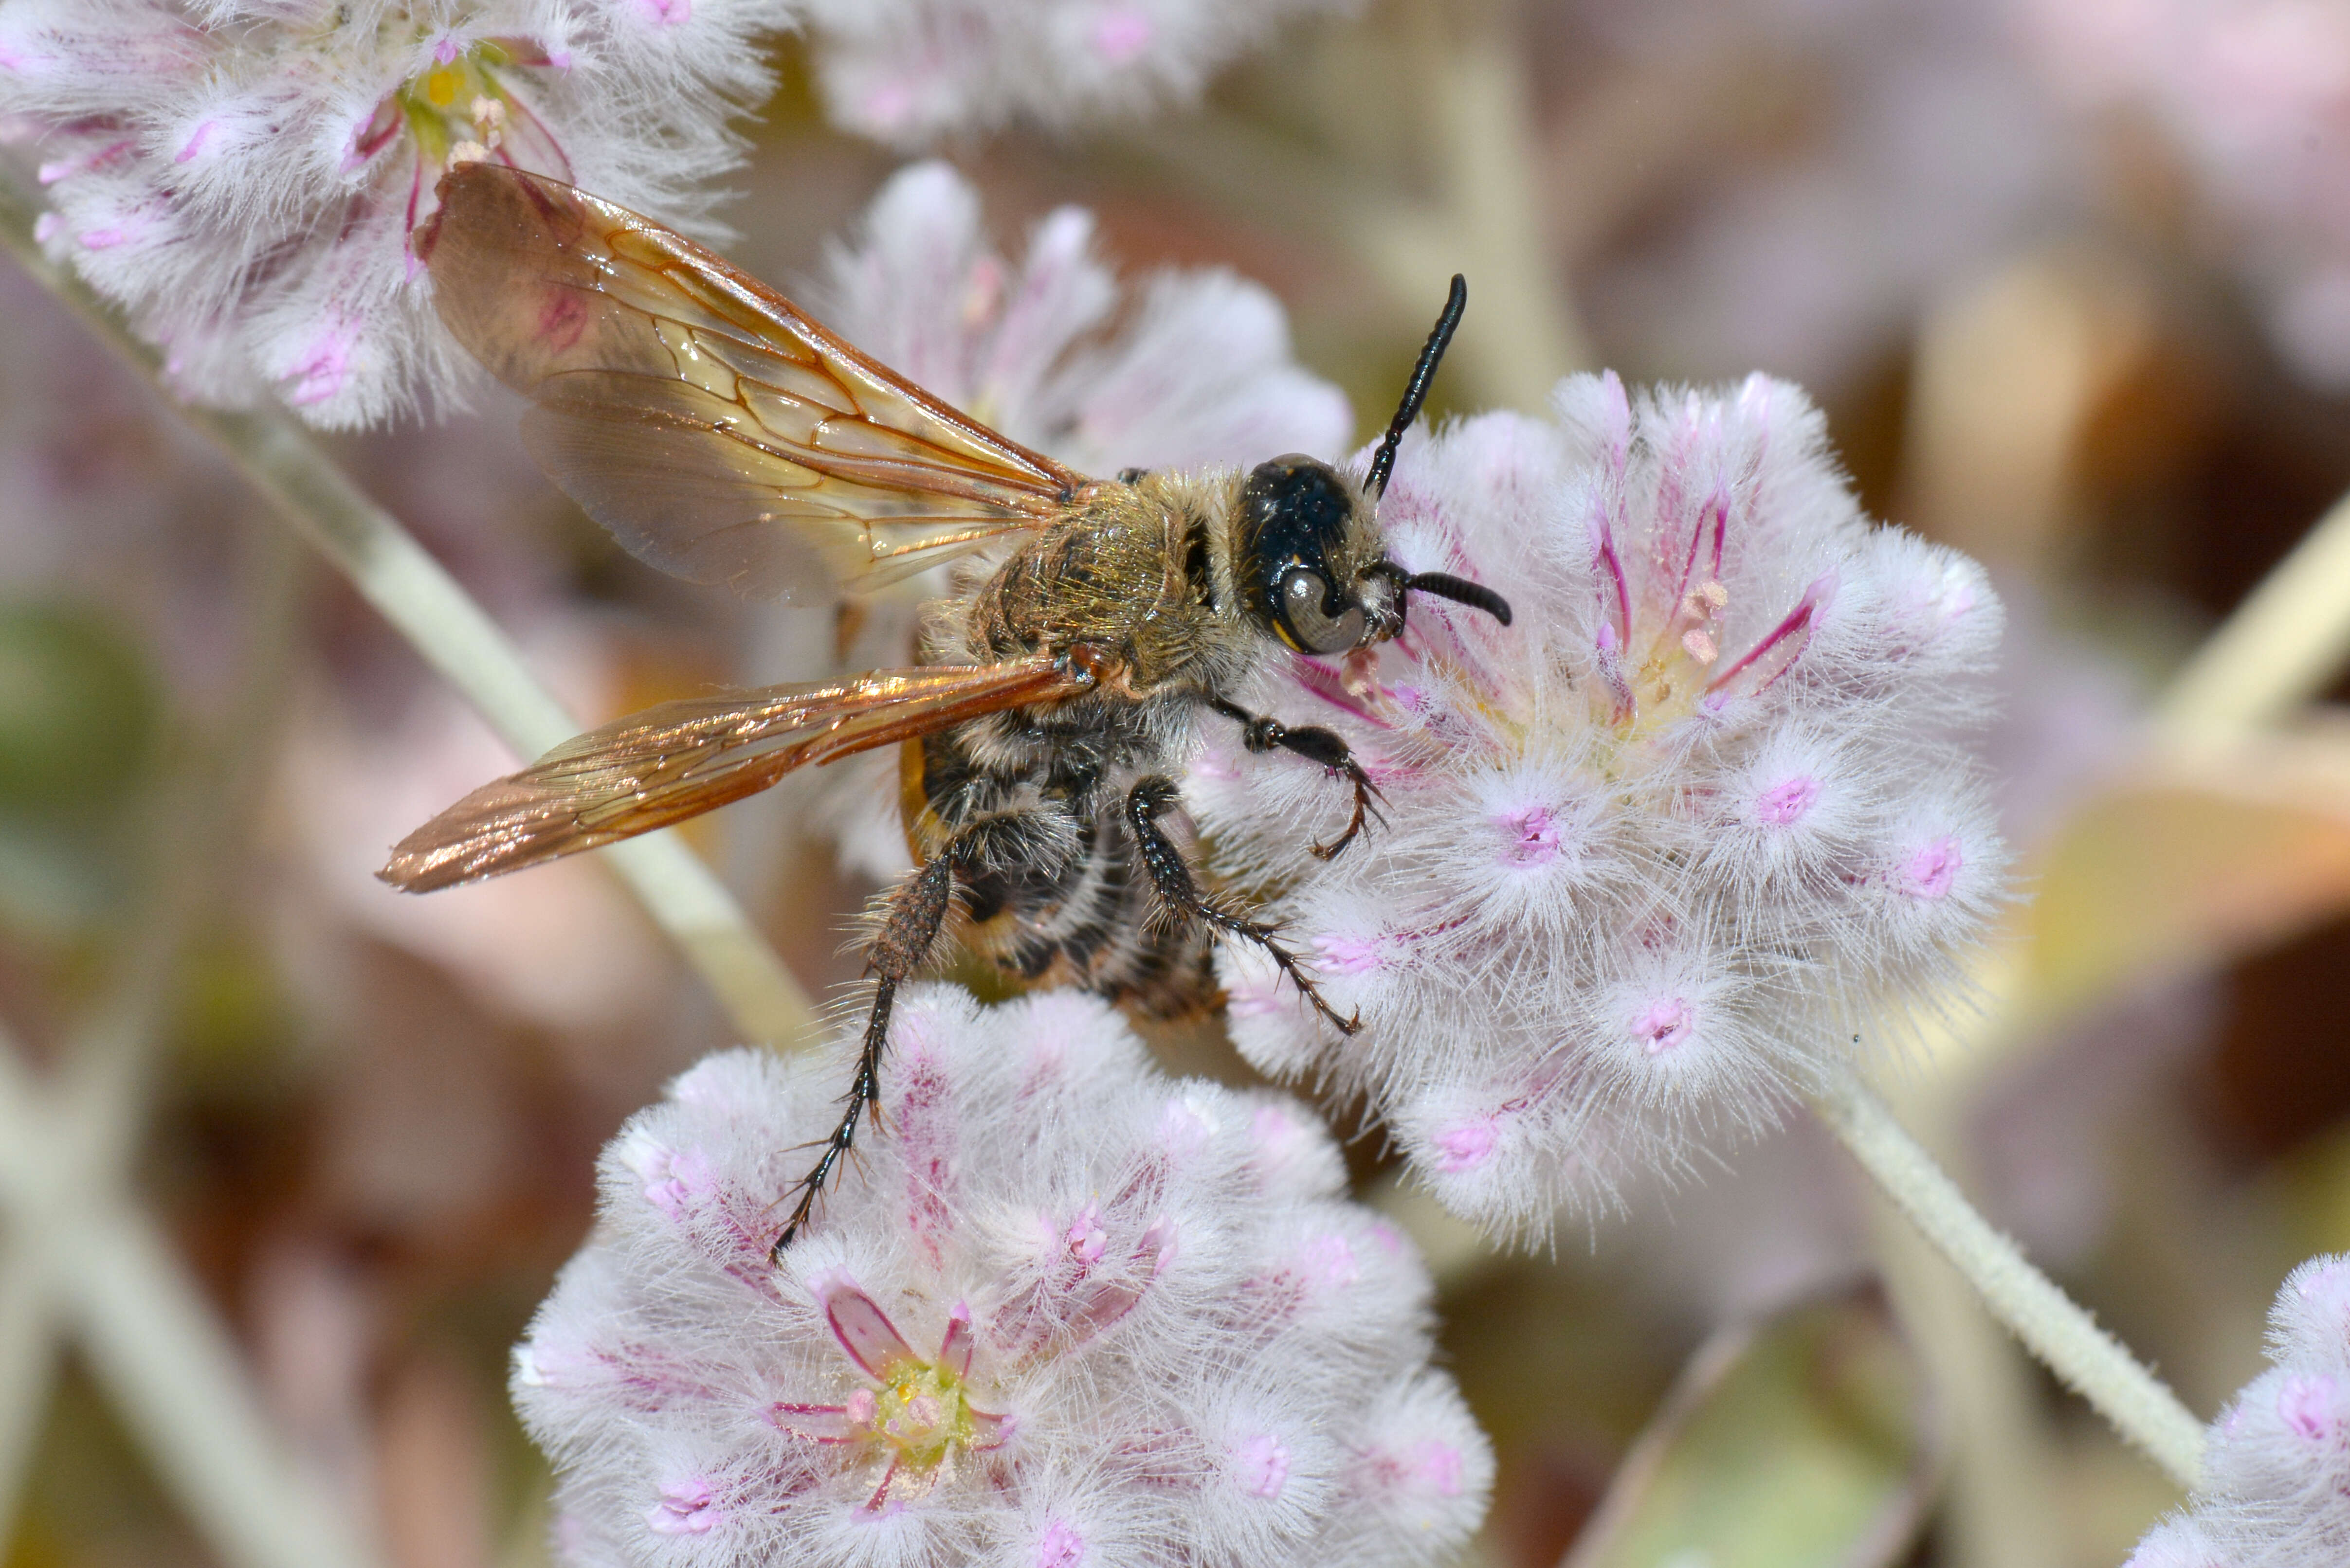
821 160 1351 481
515 984 1490 1568
1190 371 2006 1238
2127 1253 2350 1566
0 0 792 425
801 0 1356 146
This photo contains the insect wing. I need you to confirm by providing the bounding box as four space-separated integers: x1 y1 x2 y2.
419 163 1089 601
380 658 1089 891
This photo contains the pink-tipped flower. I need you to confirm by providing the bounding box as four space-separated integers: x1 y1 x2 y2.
0 0 794 427
514 984 1491 1567
2125 1254 2350 1566
822 159 1351 489
1188 371 2007 1238
800 0 1356 146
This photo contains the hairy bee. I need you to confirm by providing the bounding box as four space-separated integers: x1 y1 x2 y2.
381 164 1512 1247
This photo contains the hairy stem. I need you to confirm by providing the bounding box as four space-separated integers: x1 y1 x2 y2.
1810 1062 2205 1490
0 161 816 1051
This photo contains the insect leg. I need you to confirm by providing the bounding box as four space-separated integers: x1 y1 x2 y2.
1124 775 1360 1035
773 853 955 1256
1206 697 1382 861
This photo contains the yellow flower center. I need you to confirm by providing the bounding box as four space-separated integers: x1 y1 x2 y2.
1608 579 1731 741
873 1362 977 1466
396 41 517 163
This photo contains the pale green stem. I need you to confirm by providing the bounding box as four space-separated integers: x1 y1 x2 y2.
0 526 381 1568
2159 486 2350 741
0 162 816 1051
1810 1062 2206 1490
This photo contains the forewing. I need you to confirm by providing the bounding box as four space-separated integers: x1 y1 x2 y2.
419 162 1088 601
380 659 1089 891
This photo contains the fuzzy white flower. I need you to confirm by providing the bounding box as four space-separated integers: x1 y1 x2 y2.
822 161 1352 485
515 983 1491 1568
786 159 1353 886
0 0 793 426
2125 1253 2350 1567
801 0 1354 146
1187 371 2006 1239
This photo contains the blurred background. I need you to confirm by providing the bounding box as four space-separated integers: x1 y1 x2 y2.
4 0 2350 1564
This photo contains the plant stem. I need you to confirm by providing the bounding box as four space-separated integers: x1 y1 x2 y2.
2159 485 2350 741
1810 1061 2206 1490
0 162 817 1052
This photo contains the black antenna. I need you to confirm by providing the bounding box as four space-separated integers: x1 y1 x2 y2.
1366 274 1467 500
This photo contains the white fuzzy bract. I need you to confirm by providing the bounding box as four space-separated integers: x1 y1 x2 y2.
801 0 1354 146
2126 1253 2350 1567
1187 371 2006 1239
0 0 792 427
515 984 1491 1568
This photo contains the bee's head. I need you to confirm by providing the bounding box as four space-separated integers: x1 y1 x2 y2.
1236 277 1513 657
1238 454 1385 654
1236 454 1515 654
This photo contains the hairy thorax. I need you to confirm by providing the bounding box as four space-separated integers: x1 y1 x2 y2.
962 470 1256 697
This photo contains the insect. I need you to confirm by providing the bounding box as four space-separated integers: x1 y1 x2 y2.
381 163 1512 1249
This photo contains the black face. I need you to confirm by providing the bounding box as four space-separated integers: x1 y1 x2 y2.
1239 454 1368 654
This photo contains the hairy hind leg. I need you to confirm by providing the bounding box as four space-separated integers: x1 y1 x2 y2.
772 853 954 1256
1124 775 1359 1035
771 804 1084 1254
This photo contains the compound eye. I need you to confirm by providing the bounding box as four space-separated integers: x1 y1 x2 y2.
1279 567 1366 653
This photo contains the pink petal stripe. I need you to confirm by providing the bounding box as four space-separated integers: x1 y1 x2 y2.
966 1406 1012 1451
498 88 575 182
1708 571 1837 700
863 1454 903 1513
769 1402 865 1443
939 1301 975 1379
814 1271 919 1380
1062 1216 1175 1349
